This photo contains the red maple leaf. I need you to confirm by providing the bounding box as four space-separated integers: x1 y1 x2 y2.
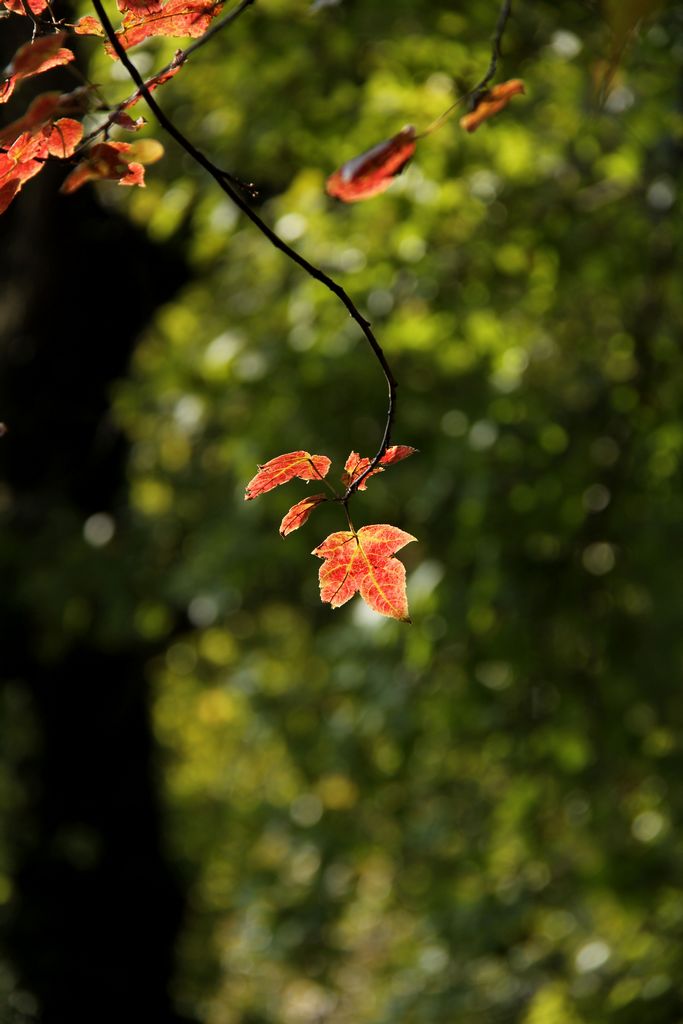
279 494 327 537
107 0 223 54
245 450 331 500
60 141 148 194
341 444 417 490
0 0 48 15
0 131 48 214
1 33 75 106
460 79 525 133
313 524 416 621
326 125 417 202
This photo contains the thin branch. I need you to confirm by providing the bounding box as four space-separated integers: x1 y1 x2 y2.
90 0 397 497
474 0 512 96
78 0 255 151
420 0 514 139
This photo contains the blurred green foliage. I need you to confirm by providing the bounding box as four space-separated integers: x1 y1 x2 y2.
6 0 683 1020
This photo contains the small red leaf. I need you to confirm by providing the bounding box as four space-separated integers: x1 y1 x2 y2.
245 451 331 500
60 141 148 194
280 494 327 537
0 0 48 15
74 15 106 35
326 125 417 203
45 117 83 158
459 79 525 133
0 92 61 146
0 130 49 214
313 524 416 621
111 111 146 131
341 444 417 490
1 33 75 106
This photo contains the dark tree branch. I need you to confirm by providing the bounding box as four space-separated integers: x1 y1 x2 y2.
474 0 512 96
421 0 515 138
90 0 397 503
79 0 256 151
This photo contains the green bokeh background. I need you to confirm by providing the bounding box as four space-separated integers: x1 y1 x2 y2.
3 0 683 1021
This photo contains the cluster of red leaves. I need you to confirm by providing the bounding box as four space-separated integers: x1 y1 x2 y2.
0 3 189 215
326 79 526 203
245 446 417 621
75 0 223 57
0 90 84 214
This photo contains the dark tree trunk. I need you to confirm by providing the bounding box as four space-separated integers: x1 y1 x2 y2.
0 159 192 1023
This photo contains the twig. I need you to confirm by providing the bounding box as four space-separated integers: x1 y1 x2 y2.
473 0 512 96
90 0 397 497
420 0 514 138
78 0 255 151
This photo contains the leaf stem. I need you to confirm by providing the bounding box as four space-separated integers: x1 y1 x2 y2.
419 0 514 139
90 0 398 490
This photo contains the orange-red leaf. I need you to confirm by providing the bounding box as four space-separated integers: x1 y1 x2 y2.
326 125 417 203
45 118 83 158
1 33 75 106
313 524 416 621
460 79 525 133
0 131 48 214
106 0 223 55
0 92 61 145
245 451 331 500
123 54 184 109
280 494 327 537
342 444 417 490
0 0 48 15
59 141 147 194
74 15 105 35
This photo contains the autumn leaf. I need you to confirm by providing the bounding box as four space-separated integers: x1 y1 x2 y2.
459 79 525 133
313 524 416 621
0 94 83 149
0 131 48 214
123 54 185 109
74 15 106 36
1 34 75 106
0 0 48 15
342 444 417 490
280 494 327 537
106 0 223 55
59 139 162 194
326 125 417 202
245 451 331 500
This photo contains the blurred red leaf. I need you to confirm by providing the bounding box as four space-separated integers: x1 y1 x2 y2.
342 444 417 490
313 524 416 621
245 451 331 500
460 79 525 133
74 15 105 35
326 125 416 202
60 141 148 194
1 33 75 105
280 494 327 537
0 0 48 15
